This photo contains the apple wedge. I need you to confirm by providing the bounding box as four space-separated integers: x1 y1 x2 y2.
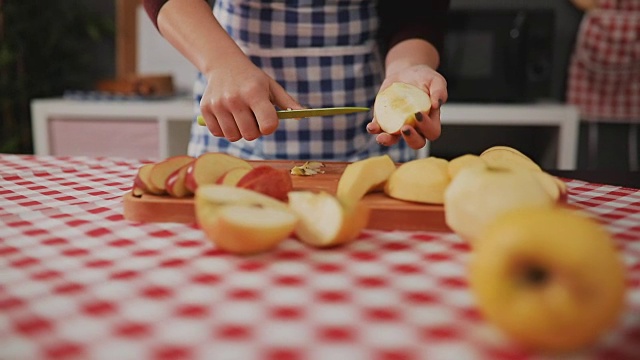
236 165 293 202
384 157 450 204
336 155 397 209
148 155 195 194
480 146 542 172
374 82 431 134
185 152 252 192
288 191 370 248
216 167 251 186
133 163 163 195
166 160 195 198
194 185 298 255
448 154 485 179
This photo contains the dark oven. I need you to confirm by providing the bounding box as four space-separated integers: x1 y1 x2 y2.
439 0 583 103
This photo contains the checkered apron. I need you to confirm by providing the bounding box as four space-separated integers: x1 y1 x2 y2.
566 0 640 123
187 0 415 162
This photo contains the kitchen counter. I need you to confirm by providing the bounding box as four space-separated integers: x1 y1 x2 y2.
0 154 638 359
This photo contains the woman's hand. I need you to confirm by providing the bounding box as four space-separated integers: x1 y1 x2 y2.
367 63 448 149
199 61 301 142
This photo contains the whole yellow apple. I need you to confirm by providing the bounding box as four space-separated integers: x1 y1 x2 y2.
469 206 627 352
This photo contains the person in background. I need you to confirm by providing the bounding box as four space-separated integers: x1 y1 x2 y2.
143 0 450 161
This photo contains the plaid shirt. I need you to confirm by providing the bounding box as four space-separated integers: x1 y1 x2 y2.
188 0 415 161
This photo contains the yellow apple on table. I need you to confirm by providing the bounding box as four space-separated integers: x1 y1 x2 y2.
336 154 396 209
469 206 627 352
384 157 450 204
194 185 298 255
185 152 252 192
374 82 431 134
444 163 554 244
288 191 370 248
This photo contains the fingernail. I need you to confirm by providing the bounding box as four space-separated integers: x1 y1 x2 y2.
414 112 423 122
366 123 374 132
402 128 411 136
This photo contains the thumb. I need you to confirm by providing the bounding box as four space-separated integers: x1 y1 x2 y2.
269 79 303 110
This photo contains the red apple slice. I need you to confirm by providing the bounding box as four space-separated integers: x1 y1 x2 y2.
133 163 162 195
185 153 253 192
149 155 195 194
166 160 195 198
236 165 293 202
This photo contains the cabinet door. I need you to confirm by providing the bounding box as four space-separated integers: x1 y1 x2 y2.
49 118 159 159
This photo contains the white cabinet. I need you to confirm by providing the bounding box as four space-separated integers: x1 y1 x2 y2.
31 99 579 169
31 98 194 160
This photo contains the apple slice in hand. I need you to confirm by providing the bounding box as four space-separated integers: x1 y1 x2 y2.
195 185 298 255
185 152 252 192
374 82 431 134
336 155 396 209
288 191 370 248
166 160 195 198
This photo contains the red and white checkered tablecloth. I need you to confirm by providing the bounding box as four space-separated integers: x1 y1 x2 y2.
0 154 639 360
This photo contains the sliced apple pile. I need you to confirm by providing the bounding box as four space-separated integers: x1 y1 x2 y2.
185 152 252 192
374 82 431 134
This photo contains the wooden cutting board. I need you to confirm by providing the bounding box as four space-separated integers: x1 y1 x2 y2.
123 160 450 232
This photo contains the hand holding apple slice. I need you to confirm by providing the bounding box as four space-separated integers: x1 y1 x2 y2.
288 191 370 248
374 82 431 134
195 185 298 255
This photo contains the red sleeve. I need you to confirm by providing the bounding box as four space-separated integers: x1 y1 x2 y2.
377 0 450 55
142 0 169 29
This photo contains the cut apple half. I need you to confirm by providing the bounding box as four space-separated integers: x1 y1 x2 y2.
384 157 450 204
195 185 297 255
374 82 431 134
288 191 370 248
448 154 485 179
336 154 397 209
185 152 252 192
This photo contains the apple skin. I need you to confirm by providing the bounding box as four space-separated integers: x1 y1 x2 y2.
288 191 370 248
194 185 298 255
184 152 252 192
469 206 627 352
480 146 542 172
165 161 195 198
447 154 485 179
236 165 293 202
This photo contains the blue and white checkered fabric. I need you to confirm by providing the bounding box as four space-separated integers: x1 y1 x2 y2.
188 0 415 162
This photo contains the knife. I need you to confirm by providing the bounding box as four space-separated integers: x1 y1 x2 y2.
197 106 370 126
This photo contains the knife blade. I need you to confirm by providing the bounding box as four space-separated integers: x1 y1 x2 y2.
197 107 370 126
